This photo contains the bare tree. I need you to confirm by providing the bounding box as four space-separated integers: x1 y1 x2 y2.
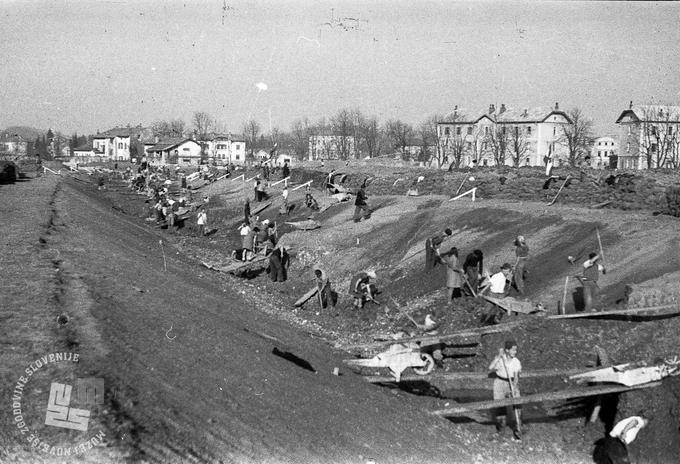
357 115 384 159
561 107 595 167
636 106 678 169
509 125 531 167
445 133 467 170
330 108 355 159
152 119 186 138
385 119 413 153
192 111 213 163
669 128 680 169
242 119 261 161
488 124 510 166
290 118 312 160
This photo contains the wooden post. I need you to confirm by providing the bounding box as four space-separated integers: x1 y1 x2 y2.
561 276 569 314
588 346 610 424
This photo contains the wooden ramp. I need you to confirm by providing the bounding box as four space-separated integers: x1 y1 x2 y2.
294 286 319 307
339 320 522 351
432 381 662 417
251 201 272 216
547 304 680 320
365 367 588 384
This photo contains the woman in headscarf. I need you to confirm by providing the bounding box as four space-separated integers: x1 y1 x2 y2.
513 235 530 295
442 246 463 304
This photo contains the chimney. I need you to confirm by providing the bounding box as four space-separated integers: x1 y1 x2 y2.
629 100 633 109
489 104 496 114
522 108 528 117
454 105 458 111
555 102 559 110
500 104 506 114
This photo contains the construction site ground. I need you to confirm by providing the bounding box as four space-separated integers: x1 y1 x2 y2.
2 163 679 464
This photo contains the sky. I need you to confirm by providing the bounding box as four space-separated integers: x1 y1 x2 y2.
1 0 679 137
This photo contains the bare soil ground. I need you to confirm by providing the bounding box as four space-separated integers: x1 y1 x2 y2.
2 165 679 464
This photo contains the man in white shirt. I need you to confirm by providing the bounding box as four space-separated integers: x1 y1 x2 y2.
594 416 648 464
480 263 512 324
488 340 522 441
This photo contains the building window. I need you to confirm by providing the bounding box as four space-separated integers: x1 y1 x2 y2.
651 126 657 136
236 144 240 150
456 127 461 135
483 142 488 150
466 142 472 150
183 147 190 151
553 127 556 136
669 126 674 135
526 126 532 135
484 126 489 136
501 126 506 134
118 143 123 149
467 127 472 135
444 127 450 136
525 157 530 166
626 142 630 153
598 151 602 156
235 155 240 160
651 143 657 153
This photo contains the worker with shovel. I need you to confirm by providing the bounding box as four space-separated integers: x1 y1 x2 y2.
578 252 606 312
350 270 379 309
488 340 523 441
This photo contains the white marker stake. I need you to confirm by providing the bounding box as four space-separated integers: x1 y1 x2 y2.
231 173 244 182
271 176 290 187
449 187 477 201
292 180 313 191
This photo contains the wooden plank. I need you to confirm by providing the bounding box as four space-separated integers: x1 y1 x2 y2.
203 255 269 274
547 304 680 320
294 286 319 307
365 367 588 384
251 201 272 216
339 320 522 351
432 381 662 416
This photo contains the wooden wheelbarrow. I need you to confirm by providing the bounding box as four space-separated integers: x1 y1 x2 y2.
344 342 435 382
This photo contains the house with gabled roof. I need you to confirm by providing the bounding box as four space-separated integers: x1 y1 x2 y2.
437 103 572 167
73 142 106 163
147 138 202 165
92 125 153 161
615 102 680 169
203 133 247 165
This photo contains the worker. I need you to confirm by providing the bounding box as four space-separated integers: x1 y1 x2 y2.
282 160 290 179
196 208 207 236
350 270 378 309
353 179 371 222
238 222 253 261
488 340 522 441
462 249 484 296
314 268 336 309
305 184 319 210
425 228 453 272
594 416 648 464
580 252 606 312
243 198 251 225
267 246 289 282
512 235 530 295
280 184 289 215
441 246 463 304
480 263 513 324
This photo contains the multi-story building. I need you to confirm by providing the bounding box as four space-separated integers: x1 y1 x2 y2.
92 125 153 162
590 136 618 169
437 103 572 167
0 134 29 157
615 102 680 169
308 135 356 160
203 134 247 165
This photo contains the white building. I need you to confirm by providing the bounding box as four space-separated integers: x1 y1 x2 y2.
308 135 356 160
437 103 572 167
92 126 153 162
204 134 247 165
615 103 680 169
147 138 202 165
591 136 618 169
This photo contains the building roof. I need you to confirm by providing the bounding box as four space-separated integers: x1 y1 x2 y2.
615 105 680 124
441 105 572 124
147 138 198 152
73 142 104 154
93 125 148 139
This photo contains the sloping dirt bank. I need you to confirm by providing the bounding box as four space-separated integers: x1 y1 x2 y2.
3 169 680 463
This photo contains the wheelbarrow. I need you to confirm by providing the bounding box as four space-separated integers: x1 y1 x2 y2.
344 342 435 382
